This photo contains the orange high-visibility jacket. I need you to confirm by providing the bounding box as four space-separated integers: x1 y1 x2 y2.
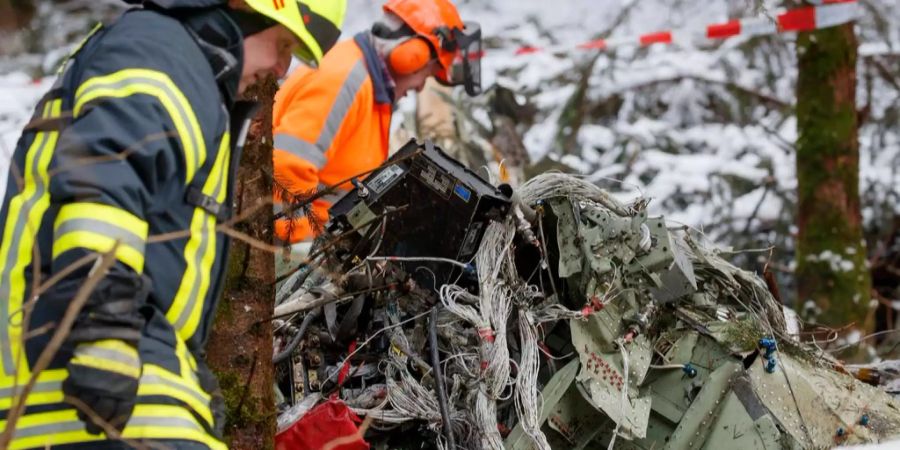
273 33 394 243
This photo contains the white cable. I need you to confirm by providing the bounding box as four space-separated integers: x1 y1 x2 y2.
514 309 551 450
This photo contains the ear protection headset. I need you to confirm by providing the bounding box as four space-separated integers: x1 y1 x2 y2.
372 19 437 76
387 37 435 75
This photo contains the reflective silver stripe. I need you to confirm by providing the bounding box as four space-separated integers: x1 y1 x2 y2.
316 59 367 151
0 379 61 397
274 133 327 168
0 104 54 374
77 75 202 182
11 420 84 438
173 148 228 333
274 202 284 215
12 414 204 438
140 373 209 407
55 218 146 253
128 415 204 431
75 345 139 368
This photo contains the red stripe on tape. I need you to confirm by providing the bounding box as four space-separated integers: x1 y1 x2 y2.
707 20 741 39
515 45 542 55
640 31 673 46
578 39 607 50
778 6 816 32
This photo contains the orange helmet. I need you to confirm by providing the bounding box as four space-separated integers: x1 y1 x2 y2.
382 0 482 96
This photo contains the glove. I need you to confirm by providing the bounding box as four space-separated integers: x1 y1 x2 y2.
51 270 148 434
63 339 141 435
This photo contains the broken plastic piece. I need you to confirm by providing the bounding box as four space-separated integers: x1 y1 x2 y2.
682 363 697 378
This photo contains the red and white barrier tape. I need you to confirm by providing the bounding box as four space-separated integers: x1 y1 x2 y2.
507 0 859 57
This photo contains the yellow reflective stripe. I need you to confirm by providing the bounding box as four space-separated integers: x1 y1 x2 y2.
0 369 67 410
167 134 230 341
70 353 140 380
175 336 199 381
140 364 213 426
3 404 225 450
73 68 206 183
124 404 226 450
53 202 149 273
52 231 145 273
0 99 62 376
70 340 140 379
55 202 148 237
55 22 102 76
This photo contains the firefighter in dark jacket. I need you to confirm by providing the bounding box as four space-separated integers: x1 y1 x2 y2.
0 0 345 448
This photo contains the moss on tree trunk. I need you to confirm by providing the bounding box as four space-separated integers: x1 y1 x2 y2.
207 79 277 449
795 23 871 328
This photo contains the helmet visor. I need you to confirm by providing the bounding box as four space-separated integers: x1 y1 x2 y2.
436 21 482 96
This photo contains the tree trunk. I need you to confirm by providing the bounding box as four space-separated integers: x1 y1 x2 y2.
0 0 34 32
795 23 871 328
207 79 277 449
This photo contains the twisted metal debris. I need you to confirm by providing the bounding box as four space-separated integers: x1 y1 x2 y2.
274 165 900 449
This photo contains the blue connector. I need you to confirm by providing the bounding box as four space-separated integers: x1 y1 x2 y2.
836 427 845 437
764 356 777 373
860 413 870 427
759 337 777 357
682 363 698 378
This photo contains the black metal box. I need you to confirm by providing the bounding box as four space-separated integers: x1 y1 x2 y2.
327 139 511 275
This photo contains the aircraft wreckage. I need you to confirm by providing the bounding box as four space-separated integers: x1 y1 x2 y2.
272 139 900 449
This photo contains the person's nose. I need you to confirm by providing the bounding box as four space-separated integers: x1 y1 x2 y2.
273 53 291 79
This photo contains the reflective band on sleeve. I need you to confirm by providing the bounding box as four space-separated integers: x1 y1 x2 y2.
167 134 230 342
4 404 226 450
274 133 327 168
53 202 149 273
316 59 368 151
71 340 140 379
74 68 206 183
139 364 213 427
0 99 62 376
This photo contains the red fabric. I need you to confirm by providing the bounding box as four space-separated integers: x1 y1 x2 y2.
275 400 369 450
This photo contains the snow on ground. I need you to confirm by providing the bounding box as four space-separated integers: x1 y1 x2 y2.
2 0 899 265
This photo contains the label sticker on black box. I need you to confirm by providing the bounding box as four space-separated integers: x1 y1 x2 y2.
366 164 404 194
